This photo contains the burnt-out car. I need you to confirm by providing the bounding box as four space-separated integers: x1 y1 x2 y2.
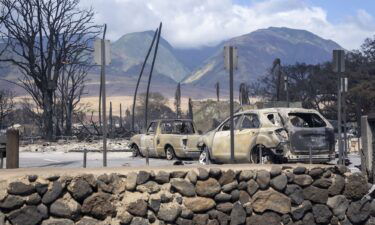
129 119 201 160
198 108 335 164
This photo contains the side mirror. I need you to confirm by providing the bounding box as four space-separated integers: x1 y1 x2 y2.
198 130 203 135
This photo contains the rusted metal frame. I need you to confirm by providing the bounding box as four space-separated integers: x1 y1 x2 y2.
144 22 162 131
131 28 159 132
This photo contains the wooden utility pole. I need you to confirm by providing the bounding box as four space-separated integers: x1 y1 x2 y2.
101 24 108 167
6 129 19 169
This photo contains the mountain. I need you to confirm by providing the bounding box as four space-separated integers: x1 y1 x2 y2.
109 31 190 82
173 45 221 71
182 27 343 88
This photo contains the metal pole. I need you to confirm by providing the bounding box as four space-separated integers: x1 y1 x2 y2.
337 72 343 165
309 146 312 164
343 78 348 162
146 147 149 166
101 24 108 167
258 145 263 164
145 22 162 131
229 46 235 163
0 150 3 169
131 28 159 131
109 101 113 134
284 75 289 107
83 148 87 168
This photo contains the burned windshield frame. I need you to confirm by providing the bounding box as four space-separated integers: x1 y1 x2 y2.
288 113 326 128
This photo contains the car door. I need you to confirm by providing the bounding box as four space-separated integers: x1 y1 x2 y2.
235 113 261 162
211 115 242 162
183 121 201 153
140 122 158 157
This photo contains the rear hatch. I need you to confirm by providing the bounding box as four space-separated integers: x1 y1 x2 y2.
286 112 334 155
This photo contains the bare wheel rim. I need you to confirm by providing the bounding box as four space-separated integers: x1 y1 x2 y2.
199 151 208 164
166 148 174 160
132 146 139 157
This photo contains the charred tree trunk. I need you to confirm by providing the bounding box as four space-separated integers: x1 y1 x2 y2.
42 89 54 140
65 102 73 136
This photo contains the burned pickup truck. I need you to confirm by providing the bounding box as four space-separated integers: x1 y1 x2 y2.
198 108 335 164
129 119 201 160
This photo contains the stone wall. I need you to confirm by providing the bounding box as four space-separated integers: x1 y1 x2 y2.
0 165 374 225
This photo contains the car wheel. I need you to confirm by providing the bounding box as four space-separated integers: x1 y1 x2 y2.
131 145 141 157
199 148 211 165
165 146 176 160
250 146 273 164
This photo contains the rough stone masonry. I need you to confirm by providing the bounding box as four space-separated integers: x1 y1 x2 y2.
0 165 374 225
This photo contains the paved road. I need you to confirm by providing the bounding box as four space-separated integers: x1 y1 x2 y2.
2 151 197 168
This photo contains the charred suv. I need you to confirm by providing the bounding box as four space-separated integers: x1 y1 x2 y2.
198 108 335 164
129 119 201 160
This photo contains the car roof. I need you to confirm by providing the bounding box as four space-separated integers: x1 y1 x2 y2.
150 119 193 123
236 107 319 116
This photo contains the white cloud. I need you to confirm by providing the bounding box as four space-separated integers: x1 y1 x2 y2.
80 0 375 50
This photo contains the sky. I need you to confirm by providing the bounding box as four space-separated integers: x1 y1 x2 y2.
80 0 375 50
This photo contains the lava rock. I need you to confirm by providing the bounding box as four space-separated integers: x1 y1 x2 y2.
270 174 287 191
302 212 316 225
136 171 150 185
8 182 35 196
67 178 93 202
196 178 221 197
154 171 170 184
136 181 161 194
176 218 193 225
313 178 332 189
239 170 254 181
347 199 371 224
327 195 349 220
186 170 198 184
219 170 236 186
344 172 369 200
81 192 116 220
170 178 196 197
231 189 240 202
239 190 251 205
193 214 209 225
270 166 282 177
247 179 259 196
171 171 187 178
50 193 81 220
197 168 209 180
41 218 74 225
183 197 216 213
125 172 137 191
285 184 304 205
252 189 291 214
214 192 232 202
230 202 246 225
26 193 41 205
157 202 181 222
303 185 328 204
117 209 133 225
216 202 233 213
209 168 222 178
309 168 324 178
256 170 270 189
181 208 194 219
246 212 281 225
0 195 24 210
75 216 102 225
130 217 149 225
291 200 312 220
127 199 148 217
293 166 306 174
312 204 332 224
294 175 313 187
222 181 238 193
42 181 63 205
328 175 345 196
7 205 43 225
